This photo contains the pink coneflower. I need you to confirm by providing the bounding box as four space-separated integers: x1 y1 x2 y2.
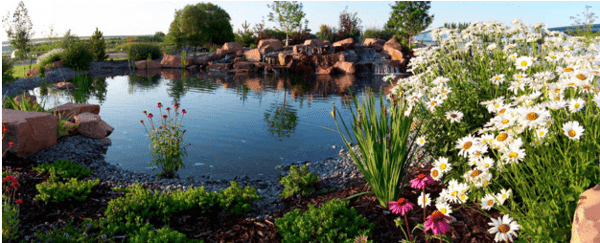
148 113 153 118
166 107 171 111
174 103 180 109
410 173 435 189
424 210 452 236
181 109 187 114
157 102 163 108
389 198 414 216
162 115 168 119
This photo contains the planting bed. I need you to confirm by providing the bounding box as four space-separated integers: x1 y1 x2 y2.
3 150 504 243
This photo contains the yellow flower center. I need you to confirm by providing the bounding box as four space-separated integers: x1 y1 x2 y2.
550 55 556 59
419 139 425 143
431 101 437 106
520 61 528 67
502 194 508 199
497 133 508 142
498 224 511 233
577 74 586 80
440 208 447 214
568 82 575 86
495 104 500 108
517 75 523 79
539 131 545 136
432 169 439 177
565 67 573 72
554 97 560 101
554 88 561 93
568 130 576 137
502 119 509 124
499 108 506 114
509 152 518 158
441 164 447 170
575 103 580 108
463 141 473 150
487 200 494 206
460 194 467 201
471 170 481 177
483 180 489 186
526 112 538 121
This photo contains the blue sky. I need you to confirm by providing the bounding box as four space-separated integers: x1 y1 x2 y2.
1 1 596 41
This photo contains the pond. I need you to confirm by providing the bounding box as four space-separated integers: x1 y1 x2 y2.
31 70 394 181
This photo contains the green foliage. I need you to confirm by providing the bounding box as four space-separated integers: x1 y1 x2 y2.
38 65 46 77
2 198 20 241
566 5 599 47
338 6 362 40
2 57 15 85
166 2 235 47
127 43 162 61
34 178 100 204
386 1 434 49
3 1 34 64
275 199 375 243
127 221 202 243
89 27 108 61
2 90 47 112
59 29 79 49
214 181 262 215
361 27 393 42
443 22 470 31
33 159 93 182
278 165 319 199
316 25 335 42
234 20 256 47
267 1 307 46
61 41 93 71
34 218 113 243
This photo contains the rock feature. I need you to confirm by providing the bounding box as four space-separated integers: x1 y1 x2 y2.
207 63 232 73
73 112 114 139
2 109 59 158
222 42 245 55
134 60 161 70
571 184 600 243
12 93 39 110
54 82 75 91
334 61 356 74
258 39 283 55
244 49 261 62
160 54 194 68
51 103 100 119
333 38 355 48
233 62 255 72
304 39 326 46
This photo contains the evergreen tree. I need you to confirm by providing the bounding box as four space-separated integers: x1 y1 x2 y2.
89 27 108 61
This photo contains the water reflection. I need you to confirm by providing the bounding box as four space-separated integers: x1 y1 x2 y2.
264 80 298 137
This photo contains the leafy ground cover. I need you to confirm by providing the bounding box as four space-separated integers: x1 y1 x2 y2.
2 150 504 243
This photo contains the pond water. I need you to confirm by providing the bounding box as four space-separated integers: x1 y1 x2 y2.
31 71 394 181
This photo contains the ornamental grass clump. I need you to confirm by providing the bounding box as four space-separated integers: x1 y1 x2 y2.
386 19 600 242
275 199 375 243
278 165 319 199
141 102 188 178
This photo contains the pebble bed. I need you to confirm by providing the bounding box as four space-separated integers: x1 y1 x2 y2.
3 63 435 221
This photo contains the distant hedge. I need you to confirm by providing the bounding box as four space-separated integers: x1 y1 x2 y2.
127 43 162 61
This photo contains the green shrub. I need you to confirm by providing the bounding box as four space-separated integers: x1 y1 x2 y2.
214 181 262 215
2 198 20 241
127 220 201 243
275 199 375 243
34 178 100 204
36 48 64 69
2 57 15 85
34 218 112 243
89 27 108 61
361 27 393 42
33 159 94 182
278 165 319 199
61 42 93 71
38 65 46 77
127 43 162 61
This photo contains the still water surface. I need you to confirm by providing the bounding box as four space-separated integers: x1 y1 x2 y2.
32 71 393 180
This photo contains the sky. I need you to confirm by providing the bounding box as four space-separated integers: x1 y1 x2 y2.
1 1 596 41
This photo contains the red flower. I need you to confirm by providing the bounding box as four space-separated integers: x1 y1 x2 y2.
2 126 8 133
166 107 171 111
15 199 22 204
148 113 153 118
157 102 163 108
162 115 168 119
8 142 14 146
174 103 180 109
181 109 187 114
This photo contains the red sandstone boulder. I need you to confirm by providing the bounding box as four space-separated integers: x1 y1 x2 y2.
334 61 356 74
333 38 355 48
258 39 283 54
304 39 325 46
12 93 39 110
195 53 219 65
207 63 232 72
73 112 114 139
222 42 244 55
55 82 75 91
51 103 100 119
160 54 195 68
571 184 600 243
370 43 383 52
135 60 161 70
233 57 245 64
233 62 255 72
317 66 335 75
293 45 301 55
244 49 261 62
278 53 293 66
2 109 59 158
236 50 244 57
364 38 385 46
383 38 405 62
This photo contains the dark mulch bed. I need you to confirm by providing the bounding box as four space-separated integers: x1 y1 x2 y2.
3 152 503 243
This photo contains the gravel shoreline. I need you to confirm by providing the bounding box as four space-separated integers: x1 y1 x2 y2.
2 62 433 220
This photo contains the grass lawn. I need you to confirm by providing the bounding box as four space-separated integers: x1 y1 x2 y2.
11 64 33 79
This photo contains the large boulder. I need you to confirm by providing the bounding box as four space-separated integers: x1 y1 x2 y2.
12 93 39 110
222 42 244 55
258 39 283 55
160 54 194 68
383 38 405 62
317 65 335 75
134 60 161 70
333 38 355 48
334 61 356 74
571 184 600 243
233 57 245 64
195 53 219 65
2 109 58 158
278 53 293 66
244 49 261 62
215 48 228 59
73 112 114 139
304 39 326 46
51 103 100 119
364 38 385 46
339 50 359 62
54 82 75 91
233 62 255 72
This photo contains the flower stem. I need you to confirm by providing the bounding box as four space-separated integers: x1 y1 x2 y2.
404 214 413 242
423 187 428 239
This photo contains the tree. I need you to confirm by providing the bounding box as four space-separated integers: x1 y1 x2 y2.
567 5 599 47
153 31 166 42
235 20 256 47
338 6 362 40
267 1 306 46
3 1 34 76
89 27 108 61
165 3 235 48
385 1 434 49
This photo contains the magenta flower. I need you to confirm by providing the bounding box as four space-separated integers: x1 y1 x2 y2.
181 109 187 114
157 102 163 108
174 103 180 109
389 198 414 216
424 210 452 236
148 113 153 118
410 173 435 189
166 107 171 111
162 115 168 119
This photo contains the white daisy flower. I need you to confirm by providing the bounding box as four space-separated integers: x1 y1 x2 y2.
496 188 512 206
456 134 478 158
430 166 444 181
435 201 453 216
433 157 452 173
480 193 497 211
562 121 585 140
515 56 534 71
445 110 464 123
418 192 432 208
488 214 521 242
567 98 586 113
594 94 600 107
416 136 426 147
535 127 549 139
476 157 495 170
501 144 526 165
489 74 506 85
